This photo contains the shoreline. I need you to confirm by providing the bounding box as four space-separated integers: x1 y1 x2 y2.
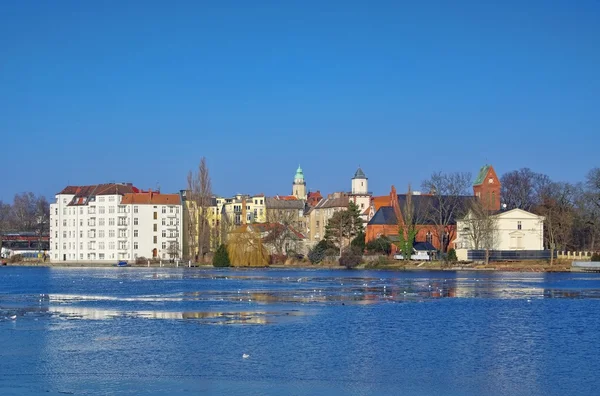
1 260 579 272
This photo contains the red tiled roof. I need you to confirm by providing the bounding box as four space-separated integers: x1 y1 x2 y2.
121 192 181 205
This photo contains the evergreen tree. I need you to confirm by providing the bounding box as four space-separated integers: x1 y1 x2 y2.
213 244 231 267
325 202 364 256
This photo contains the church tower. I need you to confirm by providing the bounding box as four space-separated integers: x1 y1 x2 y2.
473 165 501 211
350 167 371 219
292 165 307 200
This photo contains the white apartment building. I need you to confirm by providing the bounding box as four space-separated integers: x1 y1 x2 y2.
49 183 183 263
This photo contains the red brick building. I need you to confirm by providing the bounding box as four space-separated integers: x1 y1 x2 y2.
366 165 501 252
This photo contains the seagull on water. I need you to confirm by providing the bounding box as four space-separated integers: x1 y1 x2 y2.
9 315 17 320
242 353 250 359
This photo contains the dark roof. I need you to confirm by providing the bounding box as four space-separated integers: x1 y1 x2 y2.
413 242 437 252
353 167 367 179
368 206 398 225
396 194 475 226
266 197 305 209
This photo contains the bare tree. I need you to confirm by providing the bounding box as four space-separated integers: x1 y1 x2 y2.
264 198 305 255
12 192 39 231
186 157 213 262
421 171 472 252
185 171 199 261
501 168 551 211
197 158 212 260
0 201 11 259
537 182 576 265
462 199 499 265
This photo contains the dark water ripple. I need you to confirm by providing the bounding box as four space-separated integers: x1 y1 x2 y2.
1 267 600 395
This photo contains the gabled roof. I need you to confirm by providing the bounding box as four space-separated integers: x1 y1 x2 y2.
473 165 491 186
313 194 349 210
60 183 140 205
368 206 398 225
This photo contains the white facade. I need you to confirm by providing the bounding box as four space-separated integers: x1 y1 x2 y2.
49 187 183 263
350 168 371 220
455 208 545 252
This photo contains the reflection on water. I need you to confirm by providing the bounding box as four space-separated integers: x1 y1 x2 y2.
2 268 600 396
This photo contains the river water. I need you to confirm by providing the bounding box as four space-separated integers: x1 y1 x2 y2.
1 267 599 395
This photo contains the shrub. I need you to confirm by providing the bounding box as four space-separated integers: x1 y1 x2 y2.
308 246 326 264
213 244 231 267
269 254 287 265
447 248 458 263
366 236 392 255
591 252 600 262
339 246 363 269
8 254 23 263
351 232 366 252
135 256 147 265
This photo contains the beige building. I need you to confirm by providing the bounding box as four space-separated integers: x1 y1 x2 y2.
454 208 545 260
306 192 349 243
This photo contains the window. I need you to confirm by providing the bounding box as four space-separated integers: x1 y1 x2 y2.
63 208 67 215
79 231 83 238
134 218 138 225
80 254 83 260
109 241 115 250
79 219 83 226
109 230 115 238
63 243 66 250
247 214 252 221
80 207 83 215
162 242 167 249
518 221 522 230
99 197 105 202
134 230 138 237
99 242 105 250
99 253 105 260
153 212 157 220
79 242 83 250
55 231 58 238
109 206 115 214
176 207 179 214
63 231 67 238
153 224 157 232
170 206 174 213
109 196 115 202
153 236 157 244
99 218 105 226
134 242 138 250
63 219 67 226
162 230 166 237
99 230 105 238
162 206 166 214
134 206 138 213
88 206 96 214
99 206 105 214
162 218 166 225
426 232 433 244
109 218 115 226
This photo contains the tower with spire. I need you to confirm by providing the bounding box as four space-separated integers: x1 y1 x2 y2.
350 167 371 220
292 165 307 200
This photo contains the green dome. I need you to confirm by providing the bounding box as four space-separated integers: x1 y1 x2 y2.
294 165 304 180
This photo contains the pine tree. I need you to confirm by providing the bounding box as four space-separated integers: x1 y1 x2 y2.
213 244 231 267
325 201 364 256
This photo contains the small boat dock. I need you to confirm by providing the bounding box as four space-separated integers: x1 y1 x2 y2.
571 261 600 272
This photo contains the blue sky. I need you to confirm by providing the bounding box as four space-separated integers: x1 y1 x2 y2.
1 0 598 201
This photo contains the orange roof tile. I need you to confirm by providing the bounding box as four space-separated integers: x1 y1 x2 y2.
121 192 181 205
372 196 390 211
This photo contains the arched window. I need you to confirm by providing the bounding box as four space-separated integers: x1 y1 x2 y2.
426 232 432 244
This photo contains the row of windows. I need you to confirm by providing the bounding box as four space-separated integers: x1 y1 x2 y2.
56 229 179 239
56 205 180 216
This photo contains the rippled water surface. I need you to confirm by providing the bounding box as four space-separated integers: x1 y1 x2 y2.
1 267 600 395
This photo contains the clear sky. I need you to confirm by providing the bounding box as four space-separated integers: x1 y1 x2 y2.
1 0 598 201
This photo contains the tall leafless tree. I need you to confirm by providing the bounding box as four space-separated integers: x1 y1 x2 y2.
462 199 499 265
0 201 11 259
186 157 213 262
536 182 576 265
421 171 472 252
